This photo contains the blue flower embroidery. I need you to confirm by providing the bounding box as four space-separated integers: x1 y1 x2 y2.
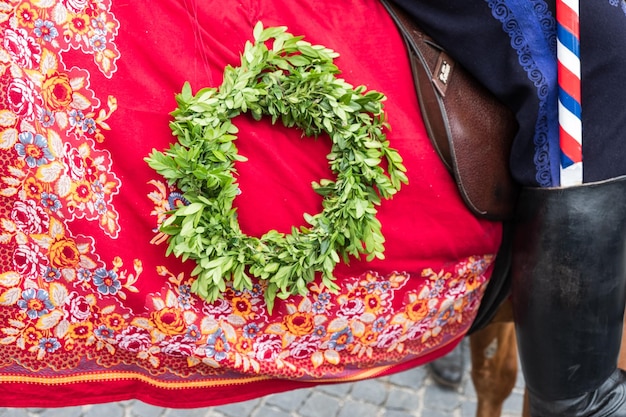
373 317 387 333
91 17 107 35
184 325 201 342
43 266 61 282
76 268 91 283
244 283 263 297
167 192 189 209
68 110 85 127
94 325 115 339
15 132 54 168
328 327 353 351
33 19 58 42
38 337 61 353
41 192 62 212
81 117 96 134
242 323 259 338
91 180 105 196
177 284 192 308
94 198 107 214
18 289 54 319
93 268 121 295
311 300 327 314
89 34 107 51
205 329 230 361
38 109 55 127
317 292 331 304
312 325 327 339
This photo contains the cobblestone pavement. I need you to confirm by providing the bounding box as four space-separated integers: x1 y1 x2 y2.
0 342 525 417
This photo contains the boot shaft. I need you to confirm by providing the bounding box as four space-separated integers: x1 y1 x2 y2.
512 176 626 401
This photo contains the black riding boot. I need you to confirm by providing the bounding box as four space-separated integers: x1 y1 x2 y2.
511 176 626 417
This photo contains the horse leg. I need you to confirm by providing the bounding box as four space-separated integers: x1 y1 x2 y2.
470 301 518 417
470 321 517 417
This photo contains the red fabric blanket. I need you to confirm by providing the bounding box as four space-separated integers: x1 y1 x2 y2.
0 0 502 407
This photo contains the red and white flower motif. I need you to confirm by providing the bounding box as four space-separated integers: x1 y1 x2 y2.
375 324 404 349
253 333 283 362
465 293 482 314
12 243 48 280
7 77 41 120
405 320 431 341
63 0 89 13
447 279 467 298
3 28 41 69
289 335 319 360
337 298 365 319
159 335 196 357
63 145 87 180
116 326 152 352
202 298 232 318
11 200 50 235
65 295 92 322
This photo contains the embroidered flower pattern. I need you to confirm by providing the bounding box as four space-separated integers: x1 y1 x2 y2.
18 288 54 319
15 132 54 167
609 0 626 15
1 1 122 238
0 227 491 378
129 182 494 378
0 0 140 368
34 19 59 42
93 268 122 295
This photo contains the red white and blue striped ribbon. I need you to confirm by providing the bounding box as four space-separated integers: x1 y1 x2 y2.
557 0 582 186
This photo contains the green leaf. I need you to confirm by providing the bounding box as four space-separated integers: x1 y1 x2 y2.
354 199 368 219
181 81 193 102
253 21 264 41
286 55 310 67
176 202 204 216
264 262 280 273
259 26 288 42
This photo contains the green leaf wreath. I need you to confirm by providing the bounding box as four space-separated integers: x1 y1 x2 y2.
145 22 408 311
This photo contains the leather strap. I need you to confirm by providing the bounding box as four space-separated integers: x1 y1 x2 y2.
382 0 520 220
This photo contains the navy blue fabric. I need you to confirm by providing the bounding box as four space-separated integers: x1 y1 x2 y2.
390 0 626 187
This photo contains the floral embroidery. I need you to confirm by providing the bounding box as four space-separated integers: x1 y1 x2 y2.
123 183 494 378
15 132 54 168
0 181 493 379
17 288 54 319
1 1 122 238
0 0 142 370
485 0 558 186
34 19 59 43
609 0 626 15
93 267 122 295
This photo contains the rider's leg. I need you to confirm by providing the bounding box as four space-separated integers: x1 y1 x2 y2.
510 1 626 413
511 177 626 416
389 1 626 414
